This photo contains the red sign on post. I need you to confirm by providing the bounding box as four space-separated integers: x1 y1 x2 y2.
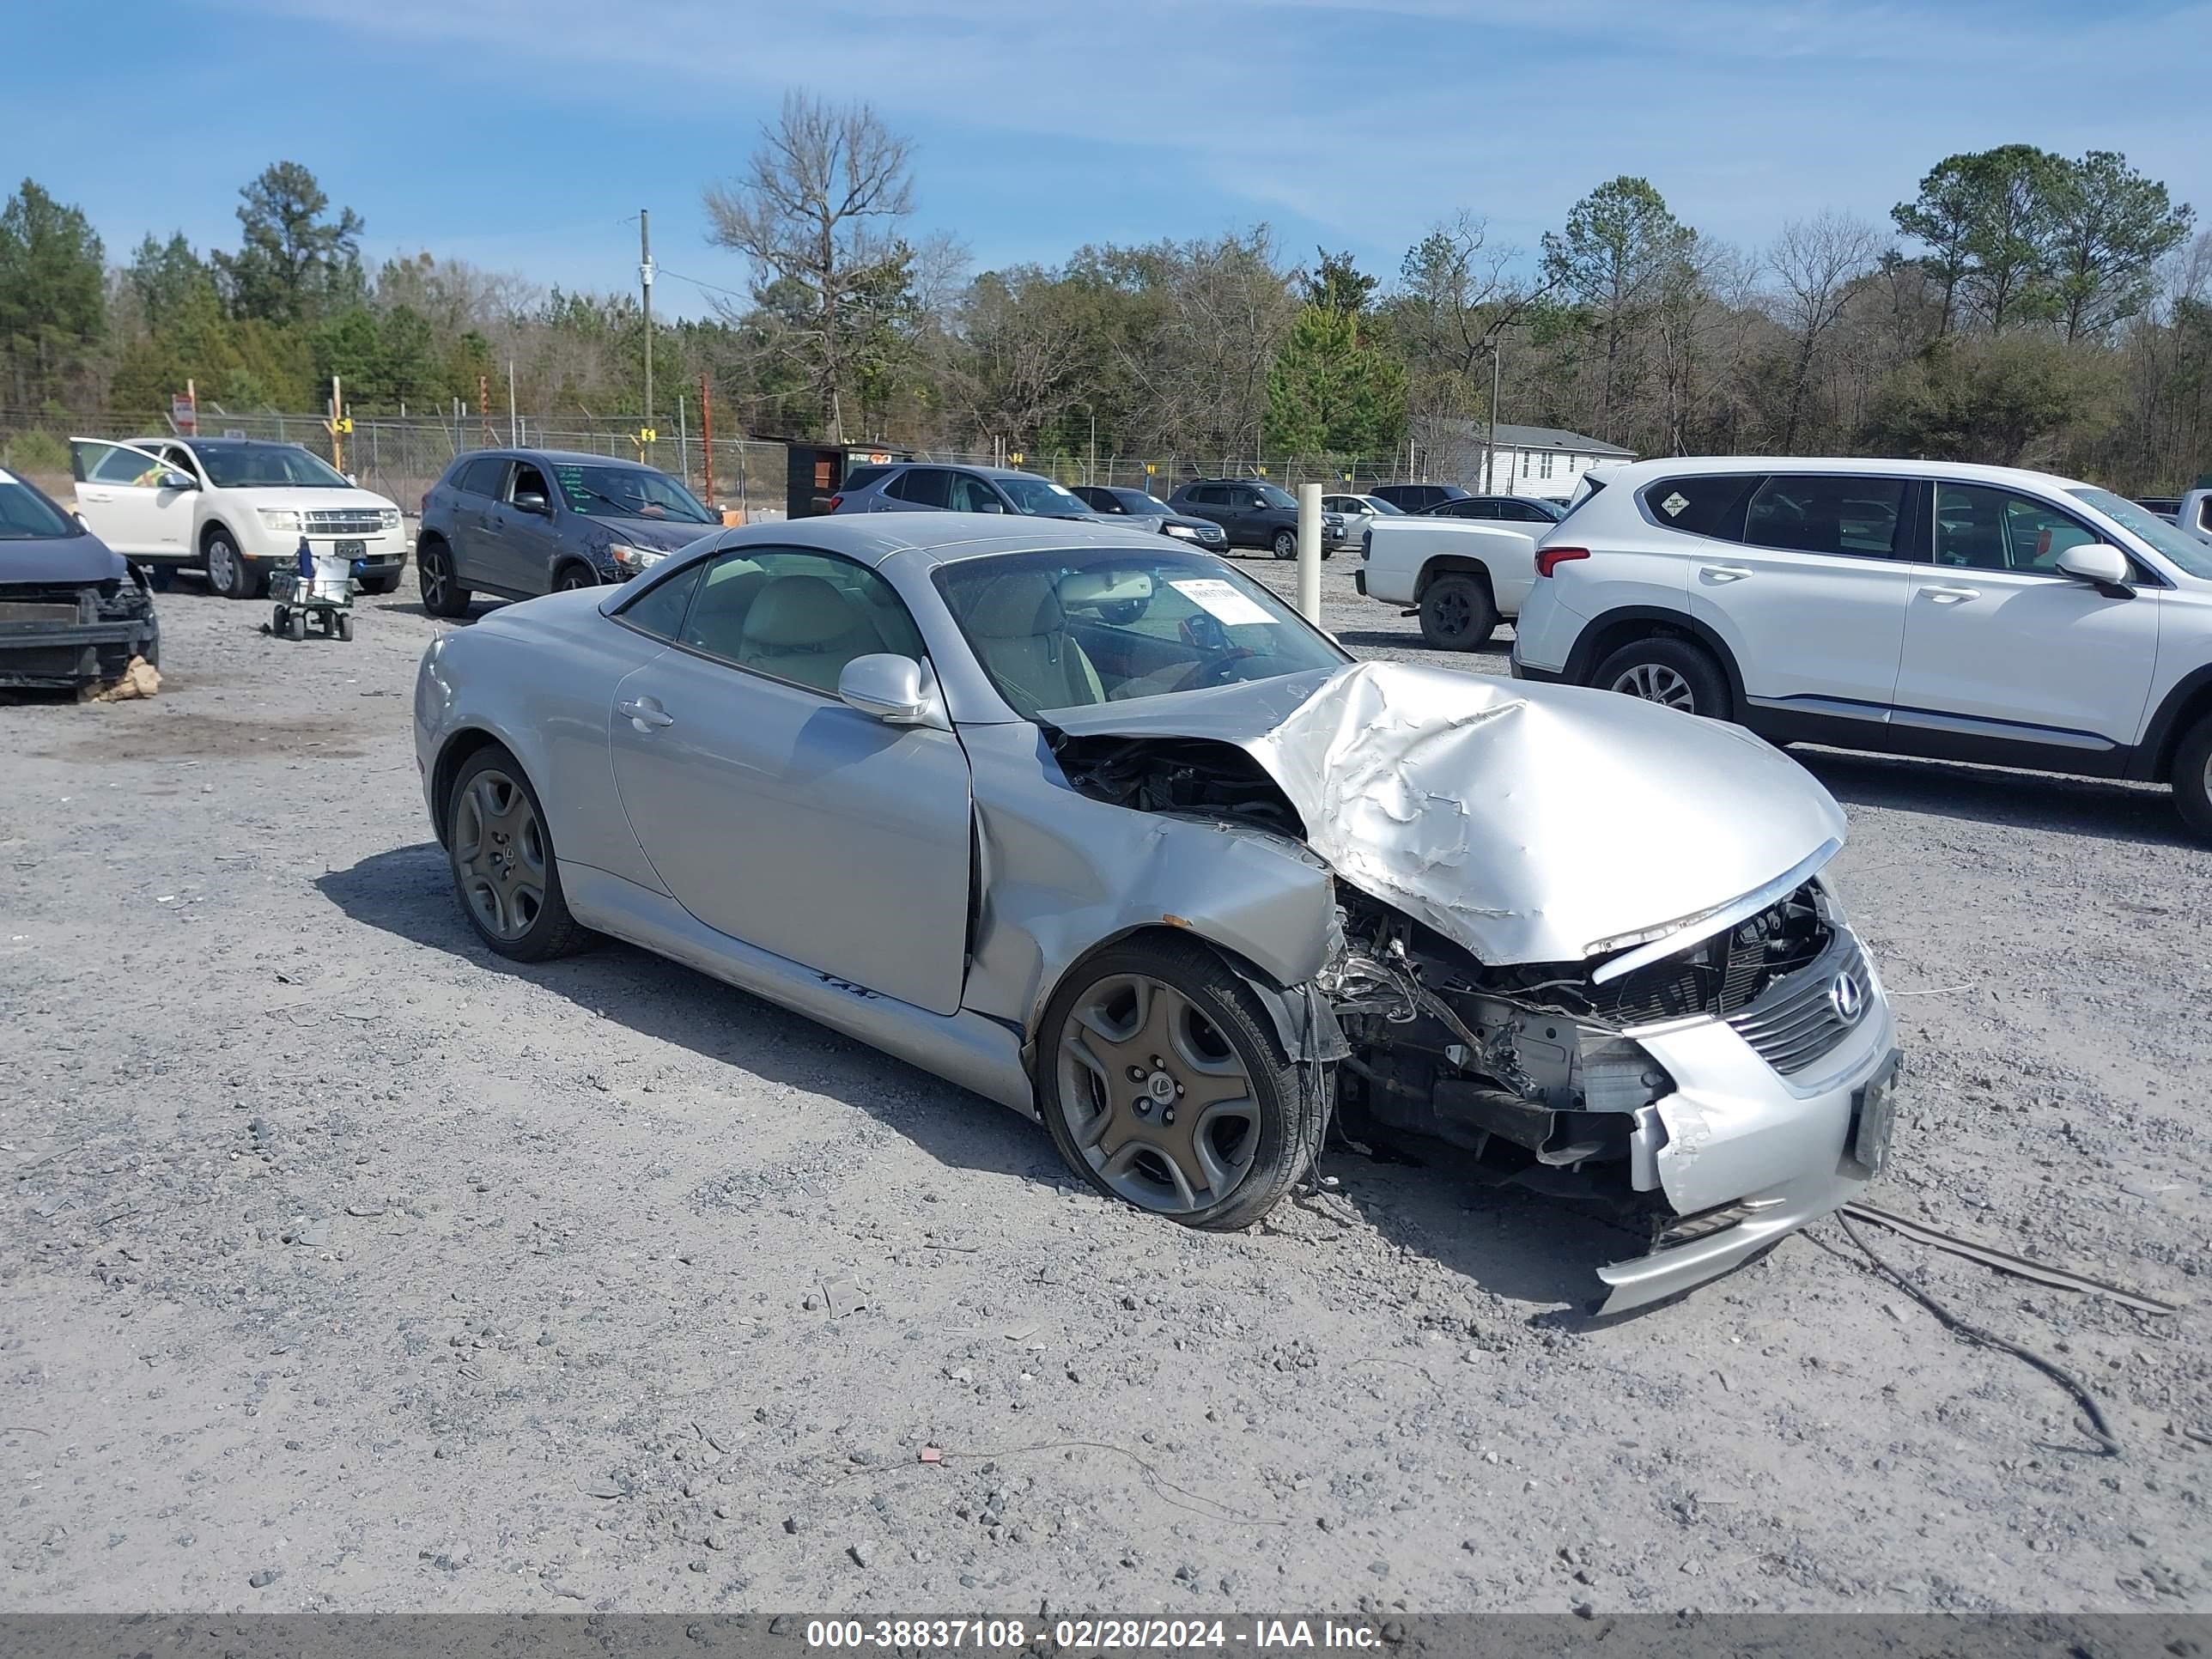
172 395 197 435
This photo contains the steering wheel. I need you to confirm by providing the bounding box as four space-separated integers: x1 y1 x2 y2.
1182 649 1256 691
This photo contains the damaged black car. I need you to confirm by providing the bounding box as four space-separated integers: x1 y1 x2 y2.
0 466 160 691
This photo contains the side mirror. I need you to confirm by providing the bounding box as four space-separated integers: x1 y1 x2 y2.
975 499 1006 514
74 510 88 530
160 471 195 491
838 653 937 726
513 491 550 515
2056 543 2132 594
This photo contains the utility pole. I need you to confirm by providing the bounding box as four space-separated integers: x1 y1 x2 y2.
1484 337 1503 493
478 374 493 448
700 372 715 514
639 209 654 446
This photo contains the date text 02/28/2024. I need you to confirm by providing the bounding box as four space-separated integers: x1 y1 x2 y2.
803 1620 1385 1651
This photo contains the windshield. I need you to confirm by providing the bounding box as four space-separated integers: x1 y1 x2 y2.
198 445 351 489
999 476 1091 518
1253 483 1297 510
1528 499 1567 520
552 461 715 524
0 471 79 540
2071 487 2212 579
935 547 1349 720
1367 496 1405 514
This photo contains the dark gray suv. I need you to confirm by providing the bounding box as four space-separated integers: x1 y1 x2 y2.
415 448 719 617
1164 479 1346 559
828 461 1102 521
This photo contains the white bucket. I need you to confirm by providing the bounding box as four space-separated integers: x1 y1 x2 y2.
310 548 350 603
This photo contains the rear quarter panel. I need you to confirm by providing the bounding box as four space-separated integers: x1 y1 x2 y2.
1363 519 1539 613
415 594 663 892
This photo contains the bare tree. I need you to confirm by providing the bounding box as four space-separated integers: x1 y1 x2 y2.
1765 211 1881 449
703 91 915 437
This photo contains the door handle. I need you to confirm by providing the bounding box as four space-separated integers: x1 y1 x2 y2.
617 698 675 731
1700 565 1753 582
1923 584 1980 604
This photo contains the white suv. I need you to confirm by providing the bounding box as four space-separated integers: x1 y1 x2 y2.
1511 456 2212 837
70 436 409 599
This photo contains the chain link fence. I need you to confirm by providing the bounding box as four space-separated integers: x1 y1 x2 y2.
1 404 1445 518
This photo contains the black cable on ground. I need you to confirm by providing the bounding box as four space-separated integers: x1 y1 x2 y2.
1836 1210 2123 1459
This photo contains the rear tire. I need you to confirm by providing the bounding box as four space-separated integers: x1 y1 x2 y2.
1038 938 1320 1232
284 610 307 641
2172 714 2212 842
335 612 355 641
1417 572 1498 650
418 539 471 617
446 746 598 961
1593 636 1732 720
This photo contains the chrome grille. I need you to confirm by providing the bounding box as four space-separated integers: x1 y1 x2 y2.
1727 934 1869 1076
304 509 386 536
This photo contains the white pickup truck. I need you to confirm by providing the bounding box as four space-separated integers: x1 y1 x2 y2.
1355 515 1540 649
2175 488 2212 546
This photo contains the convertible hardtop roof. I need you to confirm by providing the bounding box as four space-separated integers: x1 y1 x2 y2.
713 512 1185 569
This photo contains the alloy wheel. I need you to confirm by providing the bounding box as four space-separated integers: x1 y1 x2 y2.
421 550 448 611
1054 973 1259 1214
206 538 237 595
1611 661 1696 710
452 769 549 942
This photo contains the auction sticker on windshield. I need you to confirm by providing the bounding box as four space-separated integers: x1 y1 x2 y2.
1170 578 1273 625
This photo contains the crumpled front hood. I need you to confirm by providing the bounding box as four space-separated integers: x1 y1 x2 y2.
0 531 130 586
1046 660 1845 966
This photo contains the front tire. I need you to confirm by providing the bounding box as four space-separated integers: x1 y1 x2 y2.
1039 939 1321 1231
204 530 256 599
2172 714 2212 842
1593 636 1732 720
447 747 597 961
1417 572 1498 650
418 538 472 617
1271 528 1297 560
555 565 597 592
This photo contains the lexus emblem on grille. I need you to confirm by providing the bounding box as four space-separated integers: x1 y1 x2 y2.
1828 970 1865 1025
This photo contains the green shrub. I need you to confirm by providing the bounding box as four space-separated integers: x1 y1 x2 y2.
2 429 70 478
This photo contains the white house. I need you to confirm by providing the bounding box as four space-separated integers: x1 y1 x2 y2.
1426 421 1636 500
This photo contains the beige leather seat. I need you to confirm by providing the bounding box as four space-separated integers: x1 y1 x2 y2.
735 573 886 694
962 570 1105 714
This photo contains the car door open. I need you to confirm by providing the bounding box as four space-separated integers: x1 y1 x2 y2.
69 438 197 557
605 547 974 1015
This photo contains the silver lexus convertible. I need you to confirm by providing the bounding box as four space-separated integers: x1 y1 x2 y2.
413 514 1901 1312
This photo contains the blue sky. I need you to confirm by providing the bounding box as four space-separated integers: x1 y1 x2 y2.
7 0 2209 315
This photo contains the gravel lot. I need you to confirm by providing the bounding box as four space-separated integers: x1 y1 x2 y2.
3 545 2209 1615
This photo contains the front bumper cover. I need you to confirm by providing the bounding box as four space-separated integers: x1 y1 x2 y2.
1594 935 1899 1314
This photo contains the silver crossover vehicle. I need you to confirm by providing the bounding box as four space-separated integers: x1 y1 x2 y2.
413 514 1900 1311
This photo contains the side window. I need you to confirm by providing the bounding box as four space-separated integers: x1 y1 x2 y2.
890 468 951 507
1188 484 1221 506
1643 475 1759 542
946 473 1000 513
2196 496 2212 535
508 461 551 504
676 548 927 696
458 457 507 497
1931 483 2097 574
160 444 198 477
615 561 705 641
1743 476 1906 558
88 444 163 485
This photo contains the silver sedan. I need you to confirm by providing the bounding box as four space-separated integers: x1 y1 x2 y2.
413 514 1901 1311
